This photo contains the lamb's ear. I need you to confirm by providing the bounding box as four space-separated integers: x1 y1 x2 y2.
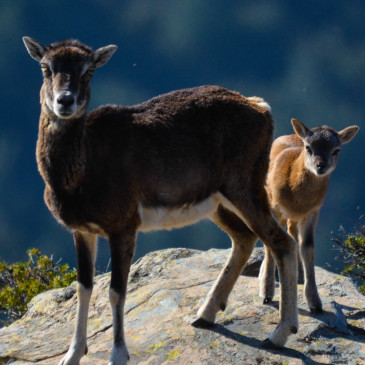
23 37 46 61
93 45 118 68
338 125 359 144
291 118 311 139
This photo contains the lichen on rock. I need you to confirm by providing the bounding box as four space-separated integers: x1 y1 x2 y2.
0 247 364 364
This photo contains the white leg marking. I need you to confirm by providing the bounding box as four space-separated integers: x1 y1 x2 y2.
108 289 129 365
269 244 299 347
197 239 255 323
60 232 97 365
59 283 92 365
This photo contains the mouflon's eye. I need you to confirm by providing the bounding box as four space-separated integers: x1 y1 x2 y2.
86 67 95 76
40 64 50 73
305 146 313 155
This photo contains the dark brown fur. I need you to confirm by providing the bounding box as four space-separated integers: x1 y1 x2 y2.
38 86 273 233
24 37 299 364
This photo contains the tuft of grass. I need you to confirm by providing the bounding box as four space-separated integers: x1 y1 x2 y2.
332 221 365 294
0 248 77 323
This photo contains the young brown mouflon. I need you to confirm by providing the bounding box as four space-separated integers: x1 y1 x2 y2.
261 118 359 313
23 36 298 365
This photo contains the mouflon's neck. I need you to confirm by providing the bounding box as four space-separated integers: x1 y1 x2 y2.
36 107 87 193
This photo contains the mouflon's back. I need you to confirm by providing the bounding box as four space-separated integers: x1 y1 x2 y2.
84 86 274 207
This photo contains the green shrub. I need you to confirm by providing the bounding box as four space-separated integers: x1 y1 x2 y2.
0 248 77 322
332 224 365 294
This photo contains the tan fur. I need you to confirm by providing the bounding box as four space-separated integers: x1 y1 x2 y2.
267 134 330 221
261 118 359 313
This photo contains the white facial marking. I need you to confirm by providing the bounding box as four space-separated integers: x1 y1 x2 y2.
53 90 77 119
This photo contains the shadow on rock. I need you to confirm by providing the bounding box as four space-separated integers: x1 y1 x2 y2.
204 323 328 365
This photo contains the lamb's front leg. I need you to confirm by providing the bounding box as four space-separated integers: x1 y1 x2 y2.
259 246 276 303
298 212 322 314
108 229 136 365
60 232 97 365
259 217 287 303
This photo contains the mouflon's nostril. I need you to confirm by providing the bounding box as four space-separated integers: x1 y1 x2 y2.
315 161 327 174
57 94 75 107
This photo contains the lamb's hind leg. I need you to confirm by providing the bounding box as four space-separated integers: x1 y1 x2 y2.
60 232 97 365
108 227 137 365
192 205 257 327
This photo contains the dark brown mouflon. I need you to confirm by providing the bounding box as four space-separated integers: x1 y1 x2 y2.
23 36 298 365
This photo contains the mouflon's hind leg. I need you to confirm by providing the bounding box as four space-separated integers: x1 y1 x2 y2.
220 183 298 348
60 232 97 365
192 205 257 327
263 224 298 348
298 212 323 314
108 227 137 365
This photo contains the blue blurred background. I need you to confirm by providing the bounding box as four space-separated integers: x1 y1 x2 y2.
0 0 364 273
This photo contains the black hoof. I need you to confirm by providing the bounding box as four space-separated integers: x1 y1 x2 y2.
263 297 272 304
261 338 282 350
310 306 323 315
85 345 88 355
290 326 298 334
191 317 214 328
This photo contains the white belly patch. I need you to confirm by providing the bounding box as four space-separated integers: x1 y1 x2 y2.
138 194 223 232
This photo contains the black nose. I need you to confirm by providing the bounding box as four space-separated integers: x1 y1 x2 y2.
316 161 327 173
57 94 75 107
316 161 326 169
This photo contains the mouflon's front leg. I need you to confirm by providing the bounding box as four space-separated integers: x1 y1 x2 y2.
60 232 97 365
108 228 137 365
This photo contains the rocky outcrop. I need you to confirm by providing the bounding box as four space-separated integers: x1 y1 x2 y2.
0 247 364 364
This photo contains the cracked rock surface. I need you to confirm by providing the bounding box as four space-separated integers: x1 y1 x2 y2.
0 247 364 364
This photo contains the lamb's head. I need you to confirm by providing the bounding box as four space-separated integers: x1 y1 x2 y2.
23 37 117 119
291 118 359 176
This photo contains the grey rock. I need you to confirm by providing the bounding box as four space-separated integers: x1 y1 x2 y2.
0 247 364 364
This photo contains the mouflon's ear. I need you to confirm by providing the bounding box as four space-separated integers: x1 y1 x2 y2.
23 37 46 62
338 125 360 145
93 45 118 68
291 118 311 139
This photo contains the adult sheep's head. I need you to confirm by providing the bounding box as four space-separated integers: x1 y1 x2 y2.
23 37 117 119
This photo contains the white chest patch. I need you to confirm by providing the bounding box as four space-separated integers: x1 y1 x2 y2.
138 194 222 232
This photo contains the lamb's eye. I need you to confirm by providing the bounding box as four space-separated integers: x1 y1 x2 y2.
306 146 313 155
332 148 340 156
